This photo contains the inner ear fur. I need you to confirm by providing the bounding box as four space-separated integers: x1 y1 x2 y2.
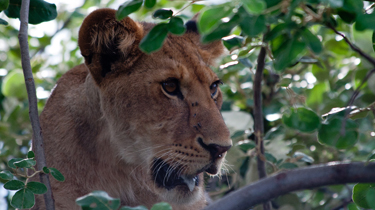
78 8 144 85
185 20 224 64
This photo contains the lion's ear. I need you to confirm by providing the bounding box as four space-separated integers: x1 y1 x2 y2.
78 8 144 85
184 20 224 63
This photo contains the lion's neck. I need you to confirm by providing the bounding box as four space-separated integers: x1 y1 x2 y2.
71 76 160 205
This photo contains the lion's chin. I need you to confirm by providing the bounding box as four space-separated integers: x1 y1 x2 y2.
152 158 200 192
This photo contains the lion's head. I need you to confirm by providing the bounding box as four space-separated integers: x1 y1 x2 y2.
77 8 232 204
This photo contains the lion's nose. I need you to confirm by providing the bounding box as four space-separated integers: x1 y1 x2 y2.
198 137 231 159
207 144 231 159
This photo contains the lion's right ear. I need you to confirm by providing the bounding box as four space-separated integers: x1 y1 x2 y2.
78 8 144 85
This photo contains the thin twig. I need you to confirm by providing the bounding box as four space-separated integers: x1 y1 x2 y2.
253 47 271 210
328 25 375 66
174 0 196 16
328 24 375 135
18 0 55 209
341 68 375 135
205 162 375 210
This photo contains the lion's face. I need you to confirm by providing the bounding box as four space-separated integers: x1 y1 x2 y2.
78 9 232 204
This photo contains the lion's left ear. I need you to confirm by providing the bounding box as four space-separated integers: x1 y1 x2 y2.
78 8 144 85
184 20 224 64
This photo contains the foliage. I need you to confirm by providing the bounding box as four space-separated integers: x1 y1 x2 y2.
76 191 171 210
1 0 375 209
0 151 64 208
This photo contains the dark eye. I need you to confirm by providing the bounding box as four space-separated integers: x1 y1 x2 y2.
210 80 222 98
162 78 179 96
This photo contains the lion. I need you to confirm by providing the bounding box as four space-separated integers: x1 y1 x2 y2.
32 8 232 210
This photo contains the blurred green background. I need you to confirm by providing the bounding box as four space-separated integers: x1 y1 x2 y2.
1 0 375 209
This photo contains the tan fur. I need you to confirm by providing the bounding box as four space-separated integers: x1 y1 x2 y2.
32 8 231 210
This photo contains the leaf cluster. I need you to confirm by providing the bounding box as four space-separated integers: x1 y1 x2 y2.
1 151 64 209
76 191 172 210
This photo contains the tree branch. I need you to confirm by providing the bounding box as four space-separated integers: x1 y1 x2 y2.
18 0 55 209
205 162 375 210
253 47 271 210
328 25 375 67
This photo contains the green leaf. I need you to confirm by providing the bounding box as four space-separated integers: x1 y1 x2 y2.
367 152 375 163
301 28 322 54
353 183 375 209
26 182 47 194
293 152 314 164
153 9 173 19
239 14 266 37
43 167 50 174
0 170 13 180
239 157 250 178
4 0 57 24
373 31 375 53
116 0 143 20
1 70 27 99
236 140 256 152
355 13 375 31
287 144 306 156
342 0 363 13
265 152 277 163
151 202 172 210
27 151 35 159
298 56 318 64
306 82 329 106
168 17 186 35
49 167 65 182
76 191 121 210
139 23 169 53
14 159 36 168
198 3 233 34
10 188 35 209
239 58 253 68
241 0 266 15
265 24 287 41
4 180 25 190
277 78 292 87
8 158 23 169
318 118 358 149
337 9 356 24
144 0 155 9
366 187 375 209
273 37 306 71
0 0 9 11
282 107 321 133
201 14 241 43
120 206 148 210
222 35 244 51
347 203 360 210
328 0 343 8
0 18 8 25
279 162 298 169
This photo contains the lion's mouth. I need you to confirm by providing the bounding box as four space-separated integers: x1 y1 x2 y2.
152 158 199 192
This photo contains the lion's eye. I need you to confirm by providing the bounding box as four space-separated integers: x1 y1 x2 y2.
162 78 179 96
210 80 222 98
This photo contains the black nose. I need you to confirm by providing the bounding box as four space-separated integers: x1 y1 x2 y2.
198 137 231 159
